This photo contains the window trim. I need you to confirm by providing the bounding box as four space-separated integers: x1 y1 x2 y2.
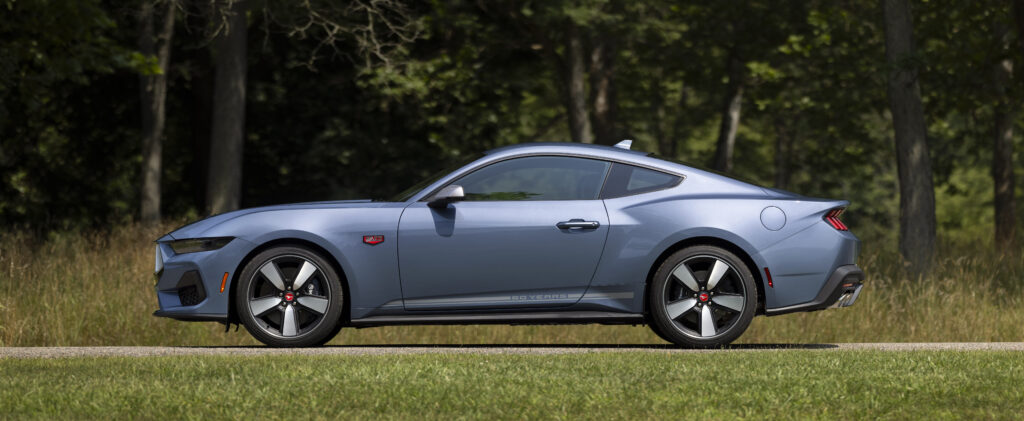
419 152 685 202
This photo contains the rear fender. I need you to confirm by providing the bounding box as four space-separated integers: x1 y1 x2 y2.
653 227 774 304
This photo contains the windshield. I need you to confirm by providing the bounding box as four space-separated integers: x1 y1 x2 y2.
386 153 484 202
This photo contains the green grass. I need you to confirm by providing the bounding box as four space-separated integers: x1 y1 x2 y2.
0 224 1022 346
1 351 1022 419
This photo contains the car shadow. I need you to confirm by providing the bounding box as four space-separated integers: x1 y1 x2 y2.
184 343 839 350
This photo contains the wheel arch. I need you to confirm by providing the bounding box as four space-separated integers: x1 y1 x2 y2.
227 237 351 326
643 236 766 317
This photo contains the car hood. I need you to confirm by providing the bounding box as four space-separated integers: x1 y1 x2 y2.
162 199 386 240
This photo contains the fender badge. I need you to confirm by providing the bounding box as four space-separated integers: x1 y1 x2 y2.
363 235 385 245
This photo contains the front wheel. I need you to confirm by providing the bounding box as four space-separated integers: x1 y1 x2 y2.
236 245 344 347
648 245 757 348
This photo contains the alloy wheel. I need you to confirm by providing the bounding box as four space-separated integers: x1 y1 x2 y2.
246 254 332 338
662 255 747 339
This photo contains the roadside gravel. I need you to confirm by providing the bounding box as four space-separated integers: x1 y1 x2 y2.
2 342 1022 358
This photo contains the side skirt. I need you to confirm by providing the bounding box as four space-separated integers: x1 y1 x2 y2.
348 311 644 328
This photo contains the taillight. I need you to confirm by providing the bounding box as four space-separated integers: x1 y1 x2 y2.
824 208 848 231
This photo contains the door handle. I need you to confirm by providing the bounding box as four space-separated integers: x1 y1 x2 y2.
556 219 600 230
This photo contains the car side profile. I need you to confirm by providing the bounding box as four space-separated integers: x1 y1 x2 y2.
153 141 864 348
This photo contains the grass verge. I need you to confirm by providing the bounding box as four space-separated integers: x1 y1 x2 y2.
2 351 1023 419
0 224 1022 346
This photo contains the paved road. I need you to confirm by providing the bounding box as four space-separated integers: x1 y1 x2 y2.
1 343 1022 358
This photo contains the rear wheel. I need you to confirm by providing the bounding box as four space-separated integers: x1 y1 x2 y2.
236 246 344 347
649 245 757 348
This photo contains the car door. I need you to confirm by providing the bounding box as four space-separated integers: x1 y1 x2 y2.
397 155 611 310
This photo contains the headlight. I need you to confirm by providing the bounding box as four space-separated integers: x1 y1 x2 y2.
169 237 234 254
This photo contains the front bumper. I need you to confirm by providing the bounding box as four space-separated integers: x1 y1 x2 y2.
152 237 254 322
765 264 865 316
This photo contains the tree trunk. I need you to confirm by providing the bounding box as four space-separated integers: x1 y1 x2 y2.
882 0 937 274
563 21 593 144
206 0 247 214
773 115 793 190
137 0 176 225
191 49 214 213
713 50 744 173
670 83 690 157
650 70 673 157
590 35 617 146
1016 0 1024 53
992 23 1016 248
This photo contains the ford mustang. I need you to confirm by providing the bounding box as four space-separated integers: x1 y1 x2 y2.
153 141 864 347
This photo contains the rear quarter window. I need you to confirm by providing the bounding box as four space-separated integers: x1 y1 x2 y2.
601 163 681 199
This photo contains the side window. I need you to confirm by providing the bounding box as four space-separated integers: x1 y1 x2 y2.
454 156 610 201
601 163 681 198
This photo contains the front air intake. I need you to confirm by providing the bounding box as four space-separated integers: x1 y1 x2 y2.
175 270 207 306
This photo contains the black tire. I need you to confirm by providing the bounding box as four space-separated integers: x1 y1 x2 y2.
648 245 757 348
236 245 344 347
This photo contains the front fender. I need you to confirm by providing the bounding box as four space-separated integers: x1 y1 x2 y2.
199 206 407 319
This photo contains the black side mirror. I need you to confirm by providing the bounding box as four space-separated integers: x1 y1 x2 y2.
427 185 465 209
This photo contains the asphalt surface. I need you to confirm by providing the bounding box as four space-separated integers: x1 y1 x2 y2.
1 343 1022 358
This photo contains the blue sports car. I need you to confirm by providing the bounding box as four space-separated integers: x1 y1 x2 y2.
153 141 864 347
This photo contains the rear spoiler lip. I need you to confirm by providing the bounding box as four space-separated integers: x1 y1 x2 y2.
784 198 850 214
762 188 850 208
812 200 850 218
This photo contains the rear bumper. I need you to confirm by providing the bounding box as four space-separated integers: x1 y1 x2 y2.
765 264 865 316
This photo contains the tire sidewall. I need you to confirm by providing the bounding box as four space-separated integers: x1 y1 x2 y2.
236 246 344 347
649 245 757 348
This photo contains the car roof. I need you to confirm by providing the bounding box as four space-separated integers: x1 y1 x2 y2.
483 141 696 179
406 141 770 202
485 142 651 160
483 141 774 191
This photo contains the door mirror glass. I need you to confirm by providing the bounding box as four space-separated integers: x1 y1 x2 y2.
428 185 465 209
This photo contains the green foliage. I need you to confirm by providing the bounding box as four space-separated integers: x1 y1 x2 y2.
0 0 136 227
128 51 164 76
0 0 1020 251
